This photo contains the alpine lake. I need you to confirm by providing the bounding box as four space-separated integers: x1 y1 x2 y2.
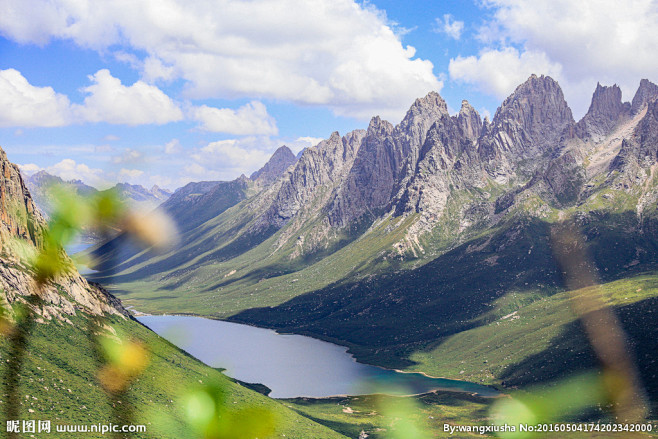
138 315 499 399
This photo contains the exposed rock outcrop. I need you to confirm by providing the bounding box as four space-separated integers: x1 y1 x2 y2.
250 145 297 185
0 146 127 322
631 79 658 115
262 130 365 228
575 83 630 141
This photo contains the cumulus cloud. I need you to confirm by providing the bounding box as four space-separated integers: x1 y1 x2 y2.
77 69 183 125
454 0 658 116
190 101 278 135
0 67 280 134
117 168 144 181
17 163 42 175
112 148 144 164
0 0 441 120
0 69 72 127
191 139 272 173
437 14 464 40
164 139 182 154
46 159 108 187
449 47 562 99
0 68 184 127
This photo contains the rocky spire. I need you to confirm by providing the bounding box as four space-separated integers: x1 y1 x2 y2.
490 74 574 155
457 100 482 141
575 82 630 140
395 91 450 161
250 145 297 184
631 79 658 115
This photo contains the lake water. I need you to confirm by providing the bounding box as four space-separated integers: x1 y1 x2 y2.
65 240 96 275
138 315 499 399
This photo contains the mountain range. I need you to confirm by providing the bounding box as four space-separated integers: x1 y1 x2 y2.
0 146 349 438
90 75 658 415
24 171 173 218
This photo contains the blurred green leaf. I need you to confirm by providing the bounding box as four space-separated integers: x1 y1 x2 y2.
378 395 430 439
491 372 607 438
92 189 125 228
32 237 71 284
182 380 276 439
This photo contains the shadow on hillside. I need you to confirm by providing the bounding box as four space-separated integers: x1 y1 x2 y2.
499 296 658 414
90 225 278 286
230 211 658 381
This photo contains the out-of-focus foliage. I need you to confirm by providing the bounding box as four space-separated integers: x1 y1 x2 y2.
182 380 276 439
98 333 150 393
377 394 430 439
491 372 608 438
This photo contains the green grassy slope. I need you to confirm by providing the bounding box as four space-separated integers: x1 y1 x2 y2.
0 311 347 439
282 393 491 439
282 393 654 439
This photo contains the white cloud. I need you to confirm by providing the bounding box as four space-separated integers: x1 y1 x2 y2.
17 163 42 175
142 56 177 83
0 68 272 132
117 168 144 181
437 14 464 40
190 101 278 135
112 148 144 164
464 0 658 117
0 69 72 127
0 68 185 127
0 0 441 121
192 139 271 171
289 136 324 154
46 159 108 187
449 47 562 99
164 139 182 154
77 69 183 125
103 134 120 141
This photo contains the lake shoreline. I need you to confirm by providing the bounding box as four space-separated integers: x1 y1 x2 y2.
137 313 502 399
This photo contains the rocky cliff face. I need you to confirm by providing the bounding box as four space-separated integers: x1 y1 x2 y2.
575 83 630 141
1 149 45 249
0 146 127 322
631 78 658 115
93 75 658 304
250 145 297 185
239 75 588 252
478 75 574 181
261 130 366 229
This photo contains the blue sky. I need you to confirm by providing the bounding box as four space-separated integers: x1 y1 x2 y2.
1 0 657 190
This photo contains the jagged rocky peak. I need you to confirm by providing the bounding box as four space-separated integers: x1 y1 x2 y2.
397 91 449 147
576 82 630 140
403 91 449 120
367 115 395 137
261 128 366 228
631 78 658 115
587 82 627 117
457 100 482 141
250 145 297 184
150 185 172 199
492 74 574 151
0 146 45 249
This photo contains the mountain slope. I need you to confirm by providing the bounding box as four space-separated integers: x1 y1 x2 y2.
0 146 348 438
24 171 172 217
90 77 658 412
250 145 297 185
